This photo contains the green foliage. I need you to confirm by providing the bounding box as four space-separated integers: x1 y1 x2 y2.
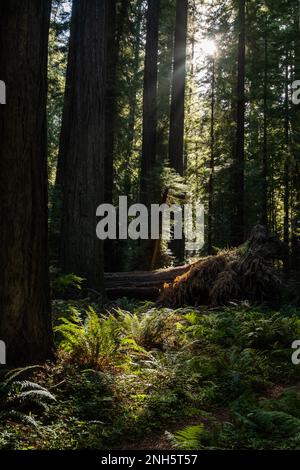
54 305 185 369
55 307 121 367
0 368 55 428
120 307 183 350
3 303 300 449
171 390 300 450
172 424 209 450
51 270 85 297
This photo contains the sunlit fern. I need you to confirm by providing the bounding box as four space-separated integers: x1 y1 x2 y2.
167 424 209 450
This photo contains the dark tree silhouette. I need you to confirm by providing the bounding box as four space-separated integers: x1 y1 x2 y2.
168 0 188 176
231 0 246 246
58 0 106 290
140 0 160 206
0 0 53 365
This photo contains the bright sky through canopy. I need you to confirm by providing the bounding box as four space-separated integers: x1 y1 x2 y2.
198 38 217 57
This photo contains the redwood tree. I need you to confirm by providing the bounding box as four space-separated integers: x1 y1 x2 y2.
0 0 53 365
168 0 188 262
104 0 129 204
104 0 129 272
140 0 160 206
168 0 188 176
58 0 106 290
231 0 246 246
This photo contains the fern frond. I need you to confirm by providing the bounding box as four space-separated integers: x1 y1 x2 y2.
0 410 38 428
172 424 208 450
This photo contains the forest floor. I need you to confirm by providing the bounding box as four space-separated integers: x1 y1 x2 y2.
1 299 300 450
115 410 231 450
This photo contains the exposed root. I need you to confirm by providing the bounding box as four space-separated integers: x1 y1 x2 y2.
157 225 284 308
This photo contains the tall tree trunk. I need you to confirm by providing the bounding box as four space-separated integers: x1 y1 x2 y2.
124 0 143 201
168 0 188 176
140 0 160 206
291 7 300 276
157 0 176 163
104 0 117 206
231 0 245 246
105 0 129 204
261 33 268 228
207 58 216 254
58 0 106 290
184 0 195 172
283 54 290 275
0 0 53 365
168 0 188 262
104 0 129 272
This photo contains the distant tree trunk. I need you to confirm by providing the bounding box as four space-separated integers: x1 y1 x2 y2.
104 0 117 205
291 8 300 276
207 57 216 255
0 0 53 365
168 0 188 262
104 0 129 272
283 55 290 274
261 33 268 228
124 0 143 202
140 0 160 206
231 0 245 246
168 0 188 176
58 0 106 290
184 0 195 171
105 0 129 204
157 0 176 163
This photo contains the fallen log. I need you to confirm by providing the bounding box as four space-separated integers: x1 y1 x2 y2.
104 264 191 299
106 286 159 300
105 225 286 307
158 225 285 308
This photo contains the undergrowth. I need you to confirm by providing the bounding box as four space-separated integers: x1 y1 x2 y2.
1 301 300 450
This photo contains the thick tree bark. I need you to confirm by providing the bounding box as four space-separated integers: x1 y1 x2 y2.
168 0 188 176
0 0 53 365
168 0 188 262
140 0 160 206
58 0 106 290
231 0 245 246
104 0 129 272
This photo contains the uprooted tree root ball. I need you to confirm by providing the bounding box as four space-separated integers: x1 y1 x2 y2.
157 225 285 308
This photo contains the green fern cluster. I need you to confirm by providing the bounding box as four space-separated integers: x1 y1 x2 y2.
120 307 183 350
51 269 85 297
171 393 300 450
55 307 122 367
0 367 55 427
55 306 184 368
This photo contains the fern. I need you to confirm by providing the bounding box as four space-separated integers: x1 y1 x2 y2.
51 269 85 296
171 424 209 450
120 307 183 350
55 306 121 367
247 410 300 436
0 369 55 428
